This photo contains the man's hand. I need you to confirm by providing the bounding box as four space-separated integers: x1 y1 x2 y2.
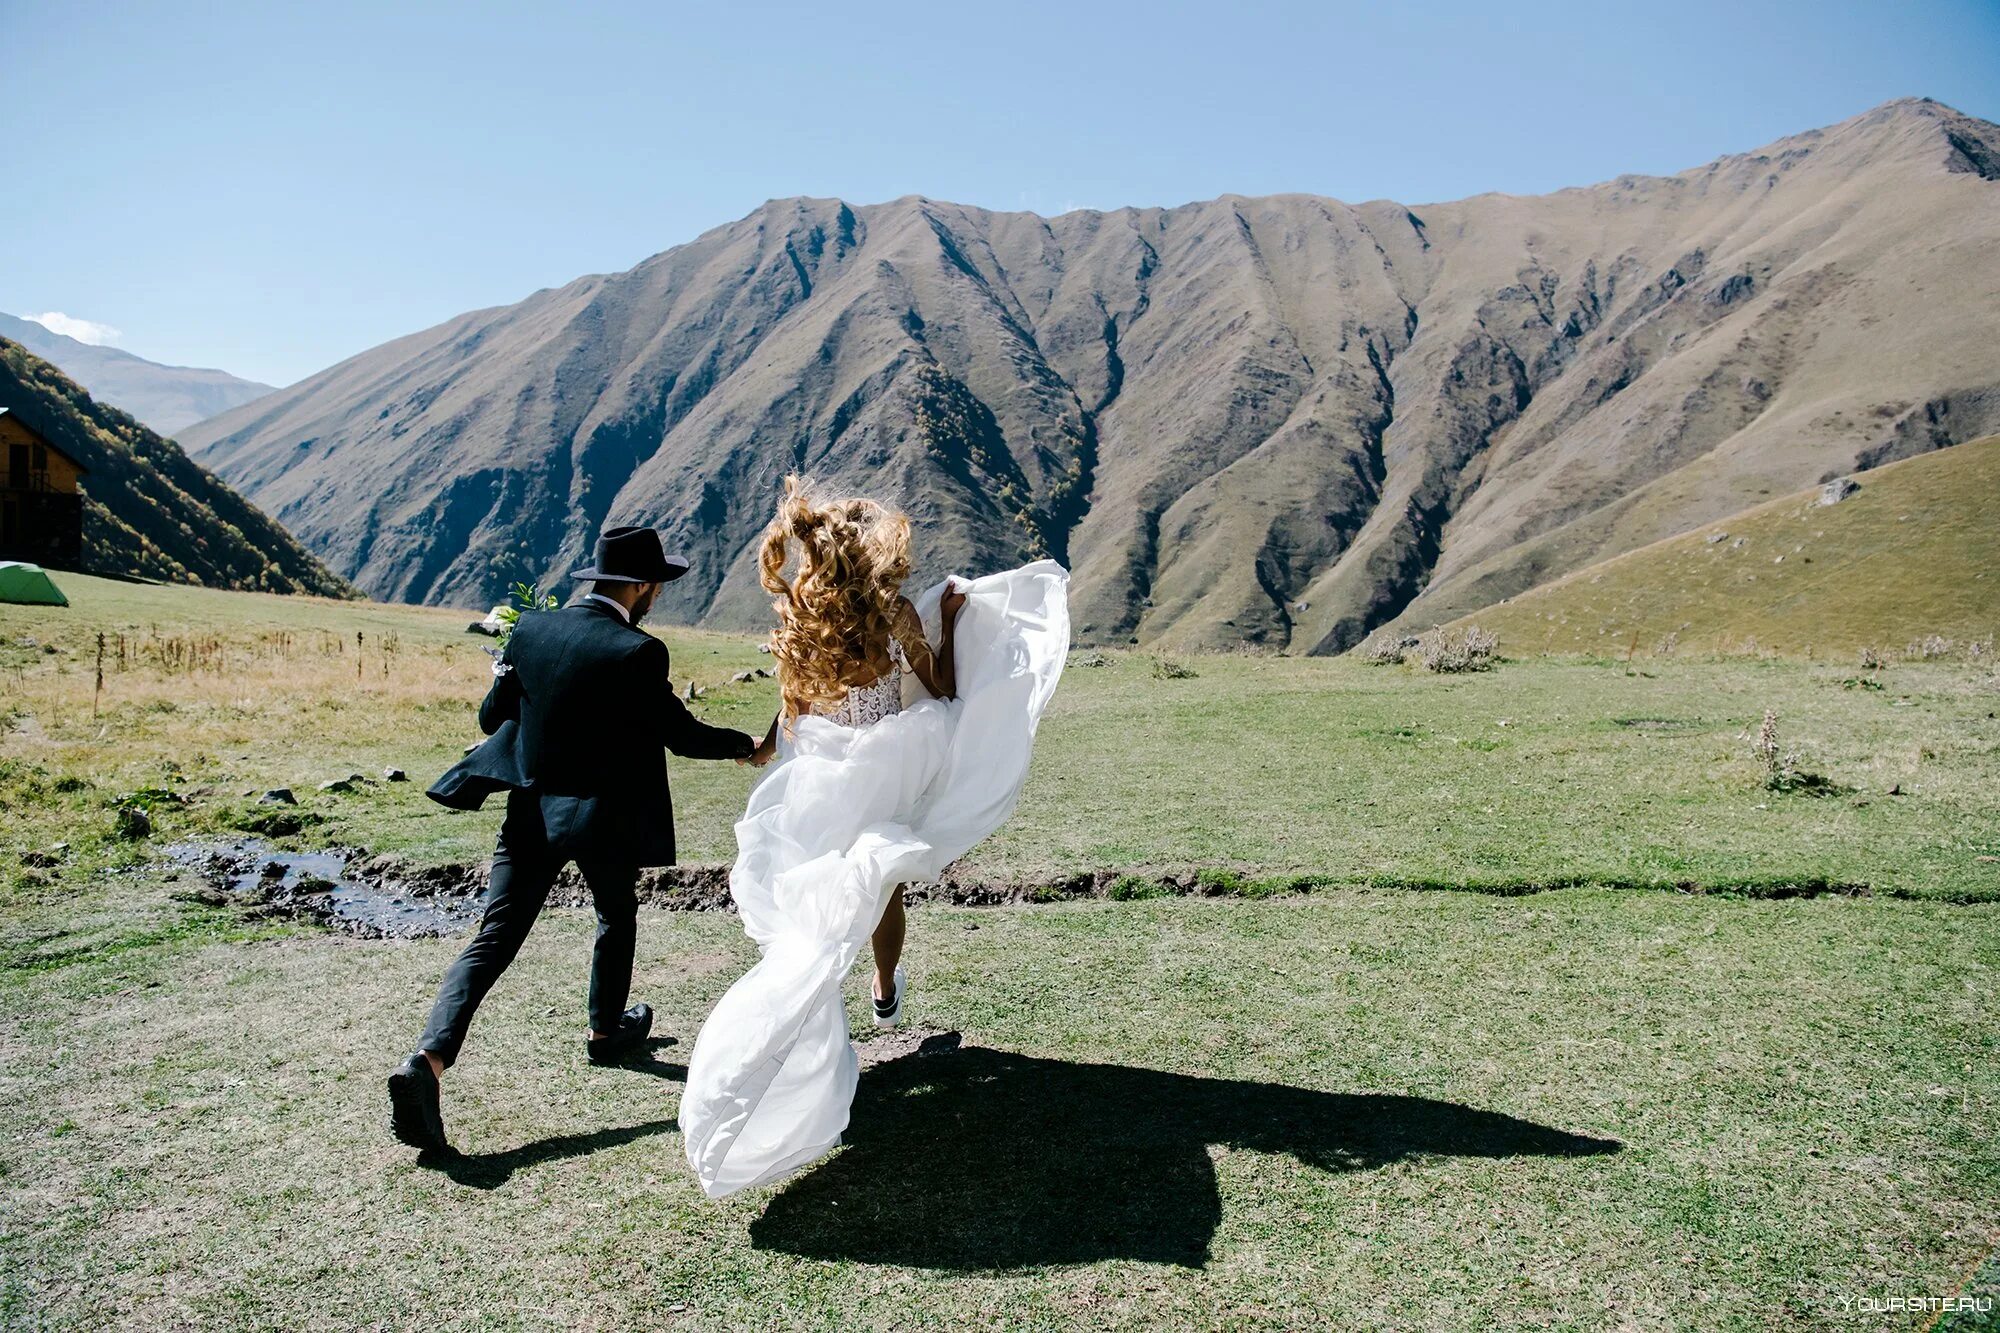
940 580 967 622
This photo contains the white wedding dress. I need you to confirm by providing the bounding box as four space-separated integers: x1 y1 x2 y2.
680 561 1070 1199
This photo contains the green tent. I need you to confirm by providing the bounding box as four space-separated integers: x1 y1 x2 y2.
0 562 69 607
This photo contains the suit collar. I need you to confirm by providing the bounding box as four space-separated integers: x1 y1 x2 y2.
578 593 632 625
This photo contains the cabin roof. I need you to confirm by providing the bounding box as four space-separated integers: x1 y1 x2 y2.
0 407 89 473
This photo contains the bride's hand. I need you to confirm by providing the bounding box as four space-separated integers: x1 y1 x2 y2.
940 581 967 622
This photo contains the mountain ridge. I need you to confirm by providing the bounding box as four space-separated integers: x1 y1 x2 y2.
0 339 352 597
180 97 2000 649
0 313 274 436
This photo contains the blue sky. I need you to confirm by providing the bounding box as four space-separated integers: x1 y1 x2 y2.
4 0 1996 388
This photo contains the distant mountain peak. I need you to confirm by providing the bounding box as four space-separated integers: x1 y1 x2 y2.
0 312 272 436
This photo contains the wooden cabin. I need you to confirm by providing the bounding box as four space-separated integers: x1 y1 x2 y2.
0 407 86 569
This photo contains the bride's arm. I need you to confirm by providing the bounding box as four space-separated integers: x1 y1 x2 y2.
744 711 781 767
895 587 963 700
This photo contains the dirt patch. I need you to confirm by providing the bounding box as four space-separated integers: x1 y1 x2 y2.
854 1026 963 1068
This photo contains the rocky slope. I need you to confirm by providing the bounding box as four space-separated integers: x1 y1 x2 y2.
180 98 2000 649
0 313 273 436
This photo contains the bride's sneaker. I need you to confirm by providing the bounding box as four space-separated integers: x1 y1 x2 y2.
872 965 907 1028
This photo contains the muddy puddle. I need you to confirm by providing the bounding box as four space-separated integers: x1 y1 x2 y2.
164 840 486 938
157 844 1385 942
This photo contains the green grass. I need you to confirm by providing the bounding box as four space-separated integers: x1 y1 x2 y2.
1451 434 2000 660
3 573 1999 1328
6 572 2000 903
0 878 1993 1329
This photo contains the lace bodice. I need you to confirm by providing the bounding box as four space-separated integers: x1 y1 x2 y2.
808 639 906 729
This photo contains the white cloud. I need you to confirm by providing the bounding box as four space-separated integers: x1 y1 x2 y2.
25 311 122 346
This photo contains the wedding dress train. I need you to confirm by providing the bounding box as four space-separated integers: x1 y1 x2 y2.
680 561 1070 1199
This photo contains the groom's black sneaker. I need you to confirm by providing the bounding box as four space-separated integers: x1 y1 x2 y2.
387 1052 448 1151
586 1003 653 1066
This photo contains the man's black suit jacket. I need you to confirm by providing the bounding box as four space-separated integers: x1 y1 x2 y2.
427 601 752 866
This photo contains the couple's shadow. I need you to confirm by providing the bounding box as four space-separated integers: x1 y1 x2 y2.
752 1033 1619 1270
423 1033 1620 1268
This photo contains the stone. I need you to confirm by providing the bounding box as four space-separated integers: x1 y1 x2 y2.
466 621 501 637
730 670 757 683
317 778 360 794
1819 477 1860 505
114 805 152 840
171 886 229 908
260 788 297 806
383 768 409 782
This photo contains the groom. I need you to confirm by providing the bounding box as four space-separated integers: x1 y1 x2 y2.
388 526 757 1152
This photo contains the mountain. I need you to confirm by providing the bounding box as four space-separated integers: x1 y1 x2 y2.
0 312 274 436
1441 434 2000 658
0 339 353 596
179 98 2000 649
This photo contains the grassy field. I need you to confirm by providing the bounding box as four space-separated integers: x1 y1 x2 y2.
5 572 1999 900
3 574 1998 1329
1448 434 2000 660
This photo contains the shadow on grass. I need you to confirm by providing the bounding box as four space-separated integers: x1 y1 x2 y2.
751 1037 1621 1270
423 1117 680 1190
423 1039 687 1190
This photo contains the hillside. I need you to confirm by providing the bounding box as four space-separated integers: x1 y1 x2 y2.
0 313 272 436
0 339 353 596
180 99 2000 647
1442 435 2000 657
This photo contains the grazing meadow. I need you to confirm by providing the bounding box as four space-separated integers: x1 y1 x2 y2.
2 574 1996 1329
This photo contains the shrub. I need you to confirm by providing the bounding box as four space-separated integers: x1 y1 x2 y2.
1106 875 1169 901
1750 709 1842 796
1152 657 1197 680
1357 638 1405 666
1907 635 1954 661
1857 645 1886 670
1419 626 1499 673
1194 868 1247 894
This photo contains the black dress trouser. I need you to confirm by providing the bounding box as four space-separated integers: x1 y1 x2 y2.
418 790 639 1067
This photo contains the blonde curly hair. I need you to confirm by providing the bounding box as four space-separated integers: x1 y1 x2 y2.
759 474 912 716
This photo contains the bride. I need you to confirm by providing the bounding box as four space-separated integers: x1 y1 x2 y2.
679 476 1069 1199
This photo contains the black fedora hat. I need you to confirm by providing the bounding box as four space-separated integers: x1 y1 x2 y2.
569 526 690 584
